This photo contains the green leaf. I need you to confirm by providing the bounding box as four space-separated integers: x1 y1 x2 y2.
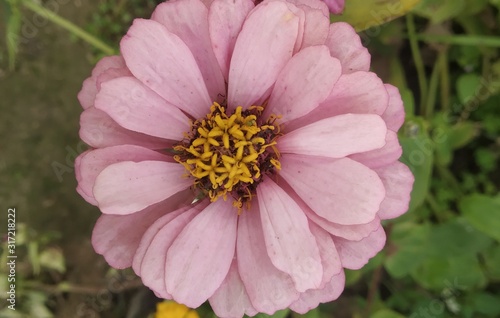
399 118 433 212
459 194 500 242
414 0 466 23
330 0 421 32
39 247 66 273
427 218 492 258
370 309 405 318
456 73 481 105
385 223 431 278
482 245 500 281
254 309 290 318
292 308 320 318
411 254 487 290
447 122 478 149
468 292 500 316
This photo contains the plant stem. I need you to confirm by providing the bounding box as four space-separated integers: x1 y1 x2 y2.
406 14 428 116
439 50 450 112
22 0 116 55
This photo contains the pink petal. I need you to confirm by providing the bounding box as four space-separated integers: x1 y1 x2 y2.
120 19 211 118
278 178 382 241
278 114 387 158
92 190 194 270
257 178 323 292
95 67 132 92
308 223 342 287
152 0 225 101
209 261 258 318
165 199 238 307
79 107 171 150
280 155 385 225
132 199 209 275
78 56 126 109
93 161 192 215
326 22 370 73
286 0 329 17
374 161 414 220
75 150 97 205
95 77 190 140
382 84 406 132
349 130 402 169
285 71 389 131
76 145 171 205
238 204 299 314
323 0 345 14
290 271 345 314
264 45 341 123
139 203 203 299
306 209 382 241
285 0 330 49
227 1 299 109
333 226 386 270
208 0 255 80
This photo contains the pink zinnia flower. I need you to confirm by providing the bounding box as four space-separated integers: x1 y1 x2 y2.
76 0 413 316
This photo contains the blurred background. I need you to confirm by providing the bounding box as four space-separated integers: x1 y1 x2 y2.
0 0 499 317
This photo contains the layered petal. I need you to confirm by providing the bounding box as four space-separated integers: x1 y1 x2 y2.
308 223 342 287
349 130 402 169
286 71 389 131
152 0 225 101
334 226 386 270
375 161 414 220
257 178 323 292
76 145 171 205
121 19 211 118
91 190 193 269
208 0 255 80
238 204 299 313
326 22 370 73
139 204 203 298
95 77 190 140
264 45 342 123
165 199 238 307
78 56 126 109
227 1 299 109
209 261 258 318
278 114 387 158
280 155 385 225
290 271 345 314
93 161 192 215
382 84 406 132
79 107 171 149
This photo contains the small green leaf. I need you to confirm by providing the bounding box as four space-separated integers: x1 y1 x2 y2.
427 218 492 257
330 0 422 31
459 194 500 242
254 309 290 318
411 254 487 290
399 118 433 212
292 308 320 318
370 309 405 318
39 247 66 273
469 292 500 316
385 223 431 278
456 73 481 105
482 245 500 281
414 0 466 23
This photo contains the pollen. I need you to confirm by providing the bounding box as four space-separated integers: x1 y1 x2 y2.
174 102 281 212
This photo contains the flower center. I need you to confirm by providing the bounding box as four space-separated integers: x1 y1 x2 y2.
174 102 281 212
